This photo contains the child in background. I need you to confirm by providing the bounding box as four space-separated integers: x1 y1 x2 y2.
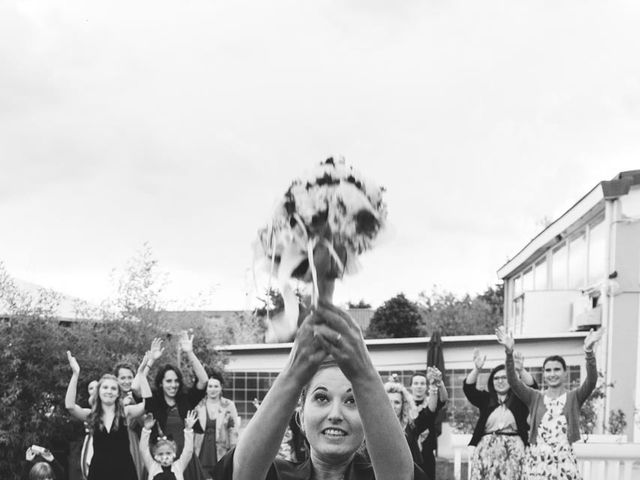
24 446 65 480
139 410 197 480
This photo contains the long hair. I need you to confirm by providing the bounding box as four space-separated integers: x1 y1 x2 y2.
154 364 185 398
87 374 127 434
384 381 418 428
197 371 226 409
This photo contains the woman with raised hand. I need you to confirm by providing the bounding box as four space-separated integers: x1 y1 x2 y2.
144 332 209 480
463 348 536 480
384 381 423 467
496 327 604 480
216 303 425 480
407 368 447 480
65 351 152 480
195 371 239 478
115 353 159 480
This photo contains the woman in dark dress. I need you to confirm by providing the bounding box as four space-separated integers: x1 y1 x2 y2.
215 304 427 480
409 369 447 480
65 351 151 480
144 331 209 480
384 381 422 467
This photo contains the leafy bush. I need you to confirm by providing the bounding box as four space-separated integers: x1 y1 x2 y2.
0 314 224 480
608 409 627 435
447 403 477 434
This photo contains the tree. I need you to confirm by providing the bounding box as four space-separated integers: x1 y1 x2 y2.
103 242 168 321
418 284 503 336
347 299 372 309
366 293 422 339
0 258 225 480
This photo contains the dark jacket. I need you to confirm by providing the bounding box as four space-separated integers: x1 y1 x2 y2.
214 447 429 480
145 385 206 437
408 399 444 480
463 365 536 447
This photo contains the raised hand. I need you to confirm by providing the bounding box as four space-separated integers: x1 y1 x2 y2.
67 351 80 375
495 326 515 351
287 310 328 385
472 348 486 370
185 410 198 430
137 351 151 375
179 330 194 354
584 327 605 351
311 303 371 382
25 447 36 462
142 413 156 430
513 351 525 371
122 391 134 407
427 366 443 386
150 337 165 362
40 448 54 462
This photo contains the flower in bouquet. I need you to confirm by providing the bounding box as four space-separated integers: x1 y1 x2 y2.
256 156 387 342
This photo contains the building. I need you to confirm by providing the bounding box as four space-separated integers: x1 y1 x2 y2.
217 333 587 426
498 170 640 440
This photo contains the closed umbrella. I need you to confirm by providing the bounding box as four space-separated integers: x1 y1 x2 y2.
426 329 446 454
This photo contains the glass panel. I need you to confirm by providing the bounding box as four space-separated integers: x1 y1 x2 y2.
568 233 587 288
588 220 606 285
523 268 534 292
534 258 548 290
514 276 522 297
551 244 568 289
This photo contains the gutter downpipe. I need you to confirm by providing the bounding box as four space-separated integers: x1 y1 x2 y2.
602 198 617 432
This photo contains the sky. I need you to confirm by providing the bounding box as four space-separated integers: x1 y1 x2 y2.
1 0 640 311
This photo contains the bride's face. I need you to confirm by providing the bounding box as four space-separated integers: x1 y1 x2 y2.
301 367 364 463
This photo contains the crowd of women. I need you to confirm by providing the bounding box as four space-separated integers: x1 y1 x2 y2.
62 331 240 480
25 304 603 480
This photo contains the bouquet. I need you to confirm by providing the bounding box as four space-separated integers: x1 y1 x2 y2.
256 156 387 342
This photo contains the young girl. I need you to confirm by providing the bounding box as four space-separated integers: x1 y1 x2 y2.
496 327 604 480
139 410 198 480
65 351 152 480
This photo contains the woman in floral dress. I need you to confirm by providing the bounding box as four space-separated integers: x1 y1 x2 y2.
496 327 604 480
463 348 537 480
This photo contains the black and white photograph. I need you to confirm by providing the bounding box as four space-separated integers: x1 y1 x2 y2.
2 1 640 479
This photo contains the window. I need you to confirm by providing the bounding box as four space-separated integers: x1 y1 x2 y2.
568 233 587 289
588 219 606 285
523 268 534 292
551 244 568 289
514 275 523 297
534 258 548 290
225 364 581 429
513 296 524 334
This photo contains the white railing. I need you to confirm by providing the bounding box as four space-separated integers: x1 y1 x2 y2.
450 435 640 480
574 442 640 480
